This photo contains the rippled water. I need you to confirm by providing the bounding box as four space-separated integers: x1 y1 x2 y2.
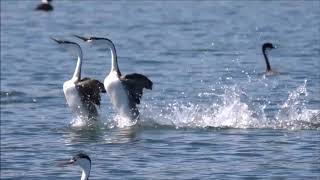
1 1 320 179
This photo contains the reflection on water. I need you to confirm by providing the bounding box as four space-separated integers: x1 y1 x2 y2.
102 127 140 144
63 124 140 145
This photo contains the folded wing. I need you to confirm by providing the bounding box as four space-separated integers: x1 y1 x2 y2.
76 78 106 106
120 73 153 105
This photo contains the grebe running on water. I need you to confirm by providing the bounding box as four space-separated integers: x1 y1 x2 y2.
60 153 91 180
51 38 106 120
262 42 277 75
35 0 53 11
75 35 153 122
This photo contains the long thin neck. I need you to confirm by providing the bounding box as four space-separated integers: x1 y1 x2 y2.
110 46 119 73
71 46 83 82
98 38 121 76
262 48 271 71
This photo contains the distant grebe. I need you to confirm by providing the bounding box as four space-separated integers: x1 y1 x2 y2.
35 0 53 11
262 42 276 75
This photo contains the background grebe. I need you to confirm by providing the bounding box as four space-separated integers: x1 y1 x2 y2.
35 0 53 11
60 153 91 180
262 42 277 75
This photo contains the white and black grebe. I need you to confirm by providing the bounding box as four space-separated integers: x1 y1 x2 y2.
35 0 53 11
51 38 106 120
60 153 91 180
75 35 153 121
262 42 277 75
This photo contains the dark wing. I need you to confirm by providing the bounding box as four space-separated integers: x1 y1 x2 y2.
76 78 106 106
120 73 153 105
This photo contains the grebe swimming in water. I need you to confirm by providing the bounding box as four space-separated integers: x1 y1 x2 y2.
60 153 91 180
51 38 106 120
35 0 53 11
262 42 277 75
75 35 153 122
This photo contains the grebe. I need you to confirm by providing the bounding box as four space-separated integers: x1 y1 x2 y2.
60 153 91 180
51 38 106 120
35 0 53 11
75 35 153 121
262 42 276 75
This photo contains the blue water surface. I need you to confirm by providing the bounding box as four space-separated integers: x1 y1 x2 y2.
1 1 320 179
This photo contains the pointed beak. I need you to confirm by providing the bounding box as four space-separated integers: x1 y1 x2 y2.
56 159 75 166
73 35 90 42
50 37 62 44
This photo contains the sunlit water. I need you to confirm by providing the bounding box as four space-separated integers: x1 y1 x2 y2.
1 1 320 179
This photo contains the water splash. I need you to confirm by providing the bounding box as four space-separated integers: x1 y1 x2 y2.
277 80 308 120
275 80 320 130
141 86 262 129
69 115 102 129
68 80 319 130
140 80 319 130
105 115 138 128
69 109 138 129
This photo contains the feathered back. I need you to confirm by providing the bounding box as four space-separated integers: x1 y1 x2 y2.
76 78 106 106
120 73 152 105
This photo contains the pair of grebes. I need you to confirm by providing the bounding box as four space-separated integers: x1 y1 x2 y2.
53 36 276 180
52 36 152 122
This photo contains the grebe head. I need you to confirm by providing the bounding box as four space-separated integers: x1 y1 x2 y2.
71 153 91 169
262 42 276 52
60 153 91 180
51 37 83 59
73 35 114 46
50 37 76 48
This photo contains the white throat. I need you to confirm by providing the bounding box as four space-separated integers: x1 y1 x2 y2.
110 47 119 73
94 38 119 74
80 168 90 180
72 56 82 82
77 159 91 180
